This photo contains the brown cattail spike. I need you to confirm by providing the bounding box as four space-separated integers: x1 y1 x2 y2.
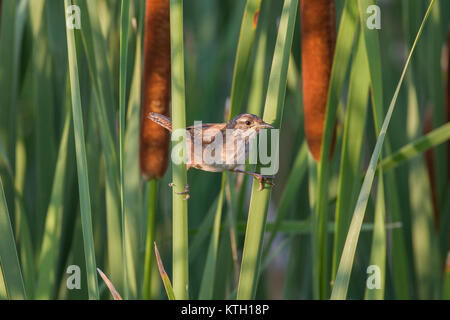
300 0 336 161
140 0 171 180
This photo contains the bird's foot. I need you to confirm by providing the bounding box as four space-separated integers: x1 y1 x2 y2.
169 183 190 200
254 174 275 191
232 169 275 191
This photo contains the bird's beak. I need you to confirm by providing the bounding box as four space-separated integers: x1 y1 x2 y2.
257 122 274 129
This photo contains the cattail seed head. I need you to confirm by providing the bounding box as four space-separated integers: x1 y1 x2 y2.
300 0 336 161
140 0 171 180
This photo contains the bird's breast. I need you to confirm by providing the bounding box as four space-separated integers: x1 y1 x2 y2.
185 131 255 171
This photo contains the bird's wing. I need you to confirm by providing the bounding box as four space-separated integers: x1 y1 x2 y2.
187 123 226 145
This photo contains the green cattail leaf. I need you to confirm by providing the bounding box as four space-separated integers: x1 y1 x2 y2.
331 0 436 300
237 0 298 300
64 0 99 300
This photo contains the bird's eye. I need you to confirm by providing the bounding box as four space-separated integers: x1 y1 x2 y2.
245 121 251 126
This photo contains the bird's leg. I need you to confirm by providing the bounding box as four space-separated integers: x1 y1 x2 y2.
231 169 275 191
168 182 190 200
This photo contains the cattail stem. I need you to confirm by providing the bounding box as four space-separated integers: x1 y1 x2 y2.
143 179 157 299
119 0 131 299
170 0 189 300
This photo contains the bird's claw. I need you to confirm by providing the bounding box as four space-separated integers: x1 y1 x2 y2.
255 175 275 191
232 169 275 191
169 183 190 200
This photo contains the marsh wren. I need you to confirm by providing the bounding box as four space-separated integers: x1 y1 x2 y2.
148 112 275 192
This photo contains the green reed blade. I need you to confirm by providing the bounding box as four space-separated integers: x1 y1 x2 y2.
379 122 450 171
198 175 226 299
170 0 189 300
331 0 436 300
364 174 386 300
228 0 262 119
154 242 176 300
264 141 308 255
97 268 123 300
189 195 220 263
64 0 99 299
216 0 263 284
403 0 441 299
0 176 26 299
247 0 270 117
119 0 131 299
314 0 359 299
332 29 370 283
30 0 57 249
425 1 447 214
78 0 124 295
35 105 71 299
439 188 450 264
358 0 411 299
237 0 298 300
124 0 145 299
143 180 157 300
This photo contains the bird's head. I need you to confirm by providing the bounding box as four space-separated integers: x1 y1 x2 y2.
227 114 273 133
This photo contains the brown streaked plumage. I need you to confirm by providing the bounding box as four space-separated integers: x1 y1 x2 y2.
147 112 275 191
140 0 171 180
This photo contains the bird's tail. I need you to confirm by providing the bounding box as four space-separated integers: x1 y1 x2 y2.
147 112 172 132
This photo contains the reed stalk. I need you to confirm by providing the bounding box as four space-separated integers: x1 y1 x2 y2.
170 0 189 300
331 0 436 299
237 0 298 299
64 0 99 300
